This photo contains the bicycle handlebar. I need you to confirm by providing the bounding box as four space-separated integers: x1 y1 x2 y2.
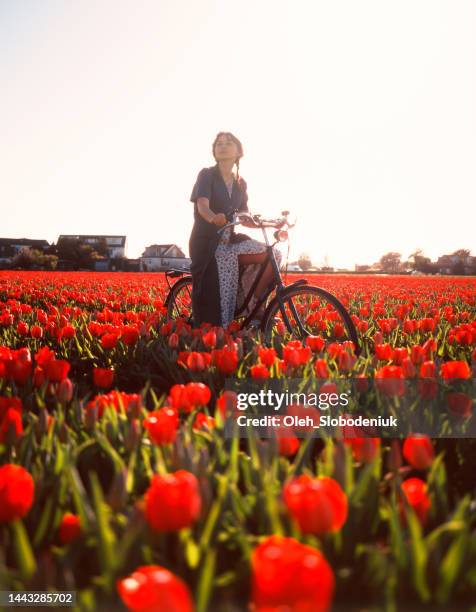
216 211 295 236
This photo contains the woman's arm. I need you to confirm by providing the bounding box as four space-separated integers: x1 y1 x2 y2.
236 178 256 227
197 198 227 226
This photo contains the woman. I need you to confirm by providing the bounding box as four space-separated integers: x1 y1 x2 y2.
189 131 282 328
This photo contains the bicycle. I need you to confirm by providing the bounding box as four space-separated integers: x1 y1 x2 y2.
164 211 361 354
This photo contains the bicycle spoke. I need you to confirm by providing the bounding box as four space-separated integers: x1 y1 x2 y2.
167 279 193 322
263 286 359 350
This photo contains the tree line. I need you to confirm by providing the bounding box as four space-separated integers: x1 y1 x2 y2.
9 238 119 271
379 249 475 275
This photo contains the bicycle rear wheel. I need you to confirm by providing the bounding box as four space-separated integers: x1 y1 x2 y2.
165 277 193 322
262 285 360 353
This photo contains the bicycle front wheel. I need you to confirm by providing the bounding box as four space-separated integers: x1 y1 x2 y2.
165 276 193 323
262 285 360 353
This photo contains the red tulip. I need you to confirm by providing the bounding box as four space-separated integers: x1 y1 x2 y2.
337 350 356 372
344 437 381 463
447 392 473 418
258 347 277 367
202 330 217 348
333 322 345 338
419 361 436 378
410 345 426 365
168 382 211 413
143 408 179 445
59 513 81 544
392 347 408 366
186 352 206 372
422 338 437 359
30 324 44 339
250 364 269 379
36 310 48 325
0 407 23 444
327 342 343 360
306 335 326 352
117 565 193 612
440 360 471 380
105 391 141 418
374 365 405 398
276 426 300 457
185 382 212 408
215 390 239 418
314 359 329 378
160 322 172 336
121 325 140 345
358 320 369 333
402 435 434 470
375 343 393 361
145 470 201 532
400 477 430 525
417 378 439 400
420 317 436 333
6 355 32 386
283 475 348 534
286 404 319 432
60 324 76 340
57 378 74 403
283 344 311 368
1 313 14 327
177 350 211 370
403 319 416 334
0 464 35 523
251 535 335 612
211 347 238 375
32 366 46 388
193 412 216 431
45 359 70 383
93 367 114 389
17 321 29 336
0 396 22 416
401 357 416 378
101 333 119 350
168 332 179 349
35 346 56 367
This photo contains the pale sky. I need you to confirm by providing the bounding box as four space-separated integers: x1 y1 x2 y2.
1 0 475 268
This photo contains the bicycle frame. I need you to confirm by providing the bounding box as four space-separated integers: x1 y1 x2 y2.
166 212 312 335
165 213 359 349
234 223 309 333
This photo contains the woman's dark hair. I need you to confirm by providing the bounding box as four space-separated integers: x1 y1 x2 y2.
212 132 244 180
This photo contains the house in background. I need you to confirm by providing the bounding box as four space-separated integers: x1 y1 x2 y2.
436 255 458 275
140 244 190 272
436 253 476 275
93 258 110 272
58 235 127 258
0 238 50 267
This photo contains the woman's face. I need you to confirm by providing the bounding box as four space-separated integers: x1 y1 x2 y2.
214 134 240 162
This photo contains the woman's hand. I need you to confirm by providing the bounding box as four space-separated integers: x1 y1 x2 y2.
197 199 227 226
211 213 227 227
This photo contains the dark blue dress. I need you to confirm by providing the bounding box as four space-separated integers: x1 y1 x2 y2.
189 164 249 326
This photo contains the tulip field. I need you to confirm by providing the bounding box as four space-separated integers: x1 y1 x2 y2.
1 270 476 612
